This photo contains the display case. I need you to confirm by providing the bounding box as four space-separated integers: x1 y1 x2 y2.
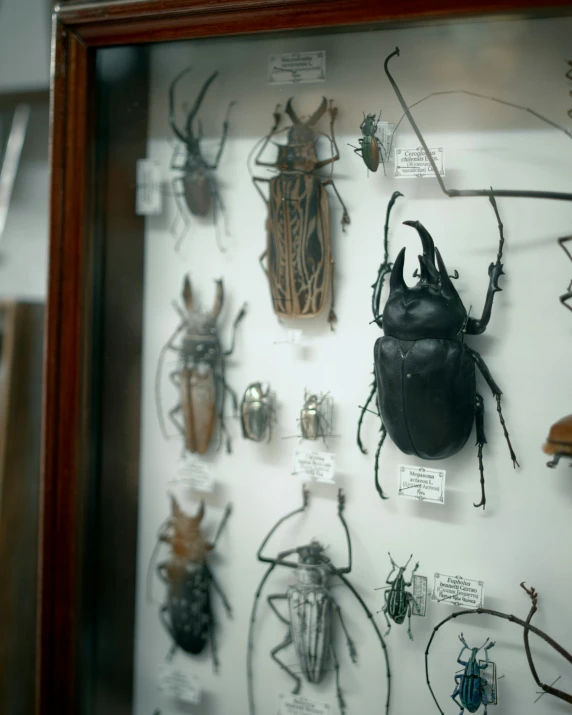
42 3 572 715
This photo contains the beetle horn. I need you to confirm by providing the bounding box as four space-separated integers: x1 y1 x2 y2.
211 279 224 318
306 96 328 127
193 500 205 524
403 220 439 285
389 247 407 293
170 494 183 519
285 97 300 125
435 248 458 298
182 275 193 312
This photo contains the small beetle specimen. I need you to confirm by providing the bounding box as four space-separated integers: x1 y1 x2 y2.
247 488 390 715
251 97 350 328
241 381 275 442
150 496 232 670
156 275 246 454
451 634 496 714
377 553 419 640
558 235 572 312
426 582 572 711
357 192 517 508
299 389 333 442
543 414 572 467
169 67 234 249
349 111 387 173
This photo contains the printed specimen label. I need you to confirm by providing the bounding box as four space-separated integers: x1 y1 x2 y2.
158 664 201 704
398 465 445 504
292 450 336 484
175 453 215 493
394 146 445 178
268 51 326 84
278 693 331 714
432 573 484 609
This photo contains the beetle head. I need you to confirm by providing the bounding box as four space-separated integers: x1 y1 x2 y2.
361 112 379 137
382 221 466 340
298 539 326 565
276 97 328 171
178 277 222 365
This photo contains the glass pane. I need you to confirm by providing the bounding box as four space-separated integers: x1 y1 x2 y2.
91 14 572 715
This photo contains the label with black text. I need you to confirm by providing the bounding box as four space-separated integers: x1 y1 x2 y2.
412 574 428 617
268 51 326 84
278 693 331 714
175 454 215 493
432 573 484 609
158 664 201 705
398 465 445 504
292 450 336 484
394 147 445 178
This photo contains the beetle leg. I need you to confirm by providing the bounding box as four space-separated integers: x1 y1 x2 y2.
382 593 392 636
206 564 232 618
406 594 414 640
330 597 357 663
321 178 350 231
471 349 519 469
223 303 248 357
267 594 290 626
212 504 232 549
159 604 178 659
169 176 193 251
374 424 389 500
270 632 301 693
329 642 347 715
167 402 186 441
209 620 220 673
357 376 377 454
208 101 235 170
328 256 337 329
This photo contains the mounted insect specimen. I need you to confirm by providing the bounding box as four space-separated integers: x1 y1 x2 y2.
426 582 572 710
377 553 419 640
451 634 496 714
168 67 234 250
251 97 350 329
247 487 390 715
156 275 246 454
349 111 388 173
299 389 334 442
148 496 232 670
241 382 275 443
357 192 517 508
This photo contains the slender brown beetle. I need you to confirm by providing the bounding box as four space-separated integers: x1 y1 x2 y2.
251 97 350 329
149 496 232 669
156 275 246 454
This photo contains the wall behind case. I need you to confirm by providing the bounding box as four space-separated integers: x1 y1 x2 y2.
134 15 572 715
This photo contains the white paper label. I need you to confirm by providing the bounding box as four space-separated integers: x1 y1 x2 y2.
288 329 303 344
292 450 336 484
278 693 331 714
479 659 498 704
394 147 445 178
376 121 395 163
398 465 445 504
136 159 162 215
175 454 215 493
268 51 326 84
412 574 428 617
432 573 484 609
158 664 201 704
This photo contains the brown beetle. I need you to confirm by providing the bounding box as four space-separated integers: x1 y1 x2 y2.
543 415 572 467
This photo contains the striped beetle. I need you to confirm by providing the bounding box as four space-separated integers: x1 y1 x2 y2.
378 553 419 640
251 97 350 329
247 488 390 715
452 634 495 714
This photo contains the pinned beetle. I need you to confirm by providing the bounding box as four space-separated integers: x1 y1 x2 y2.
350 111 386 173
251 97 350 328
150 496 232 670
169 67 234 249
299 389 333 442
241 382 274 443
451 635 496 714
378 553 419 640
156 275 246 454
358 191 518 508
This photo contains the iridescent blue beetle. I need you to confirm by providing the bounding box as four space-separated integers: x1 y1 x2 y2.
452 633 495 714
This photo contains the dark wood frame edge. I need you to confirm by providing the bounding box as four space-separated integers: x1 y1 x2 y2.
39 1 572 713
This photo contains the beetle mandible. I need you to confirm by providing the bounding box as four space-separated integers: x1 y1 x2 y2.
168 67 234 249
241 381 275 443
357 191 518 508
251 97 350 328
349 111 386 173
150 496 232 670
377 553 419 640
247 488 390 715
451 634 496 714
156 275 246 454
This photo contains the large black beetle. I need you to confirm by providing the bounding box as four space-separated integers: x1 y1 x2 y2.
358 191 518 508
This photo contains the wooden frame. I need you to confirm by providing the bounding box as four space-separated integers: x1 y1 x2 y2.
41 1 572 713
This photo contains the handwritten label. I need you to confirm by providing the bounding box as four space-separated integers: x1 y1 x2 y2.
278 693 331 714
398 465 445 504
412 574 428 617
158 664 201 705
394 147 445 179
175 454 214 493
136 159 162 215
479 659 498 704
268 51 326 84
292 450 336 484
432 573 484 609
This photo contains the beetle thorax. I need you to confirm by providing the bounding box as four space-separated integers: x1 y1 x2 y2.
296 562 329 588
277 134 318 172
181 312 221 366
